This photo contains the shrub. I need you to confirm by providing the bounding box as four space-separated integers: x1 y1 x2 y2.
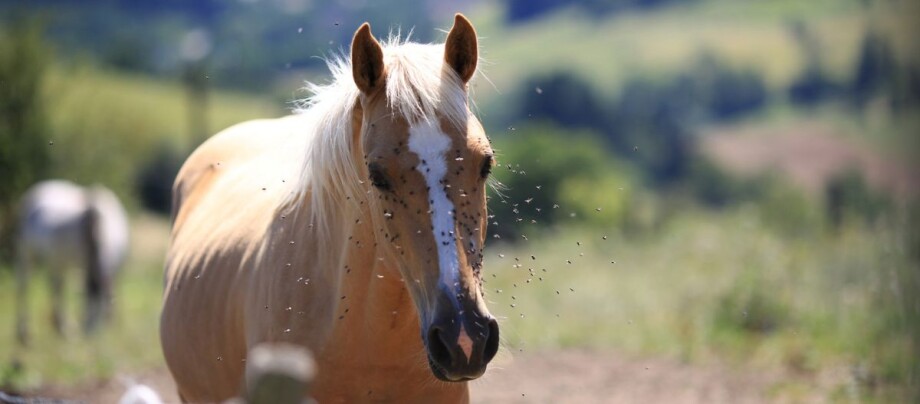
714 281 790 336
517 56 767 185
756 176 823 237
685 158 746 207
686 158 822 236
824 168 892 229
788 68 841 106
559 174 631 228
684 54 768 120
519 72 605 131
136 143 187 215
851 31 898 108
786 20 842 106
488 124 634 239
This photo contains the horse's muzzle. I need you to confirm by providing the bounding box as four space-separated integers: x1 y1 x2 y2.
423 314 499 382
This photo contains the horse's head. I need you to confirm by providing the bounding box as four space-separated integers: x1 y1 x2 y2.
350 15 498 382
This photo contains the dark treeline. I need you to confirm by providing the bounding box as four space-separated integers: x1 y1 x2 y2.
788 23 920 110
0 0 709 92
507 0 697 22
487 28 918 239
514 28 918 186
519 54 767 184
7 0 225 22
0 0 441 91
484 56 766 238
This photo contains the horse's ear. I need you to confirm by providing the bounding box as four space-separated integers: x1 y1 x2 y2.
444 13 478 84
351 23 385 94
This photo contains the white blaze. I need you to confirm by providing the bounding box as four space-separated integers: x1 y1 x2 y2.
408 120 460 292
457 323 473 362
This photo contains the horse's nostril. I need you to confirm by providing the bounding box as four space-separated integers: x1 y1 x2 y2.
427 326 452 367
483 319 499 363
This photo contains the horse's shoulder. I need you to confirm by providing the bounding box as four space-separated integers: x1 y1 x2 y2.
170 115 309 229
172 117 295 207
183 118 284 170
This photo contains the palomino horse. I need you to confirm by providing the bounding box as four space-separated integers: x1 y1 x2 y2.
15 179 130 344
161 14 499 402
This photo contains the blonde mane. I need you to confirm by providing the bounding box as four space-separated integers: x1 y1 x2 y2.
283 35 473 244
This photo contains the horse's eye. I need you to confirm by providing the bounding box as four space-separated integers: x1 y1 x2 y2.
368 164 392 191
480 155 493 179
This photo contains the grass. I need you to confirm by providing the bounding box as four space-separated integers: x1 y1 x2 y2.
484 205 917 401
1 203 913 401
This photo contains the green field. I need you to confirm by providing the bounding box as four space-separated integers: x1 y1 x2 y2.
487 207 917 400
1 206 915 401
41 63 283 207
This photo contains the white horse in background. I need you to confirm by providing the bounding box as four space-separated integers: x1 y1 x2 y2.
15 179 130 344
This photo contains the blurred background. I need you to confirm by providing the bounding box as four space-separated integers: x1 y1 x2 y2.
0 0 918 402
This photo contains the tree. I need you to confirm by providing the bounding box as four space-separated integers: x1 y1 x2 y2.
0 20 51 262
851 31 897 107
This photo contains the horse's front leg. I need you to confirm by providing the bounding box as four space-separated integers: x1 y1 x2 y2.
15 245 32 346
48 259 66 337
83 267 110 334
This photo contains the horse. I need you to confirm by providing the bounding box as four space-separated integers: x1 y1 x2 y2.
15 179 130 344
160 14 499 403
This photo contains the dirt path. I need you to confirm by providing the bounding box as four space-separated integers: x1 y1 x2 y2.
21 349 816 404
471 350 785 403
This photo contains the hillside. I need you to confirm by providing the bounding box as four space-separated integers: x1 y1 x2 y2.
464 0 918 122
41 63 283 205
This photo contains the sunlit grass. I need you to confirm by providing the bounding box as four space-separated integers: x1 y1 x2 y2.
0 200 913 400
484 206 916 400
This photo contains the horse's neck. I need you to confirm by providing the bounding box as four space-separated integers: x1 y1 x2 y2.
329 209 421 359
278 181 413 347
319 106 420 342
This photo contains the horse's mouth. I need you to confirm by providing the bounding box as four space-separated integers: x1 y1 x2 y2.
426 355 480 382
421 316 498 382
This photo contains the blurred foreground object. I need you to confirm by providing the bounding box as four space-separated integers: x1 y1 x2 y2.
118 384 164 404
15 180 129 345
115 343 315 404
233 343 316 404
